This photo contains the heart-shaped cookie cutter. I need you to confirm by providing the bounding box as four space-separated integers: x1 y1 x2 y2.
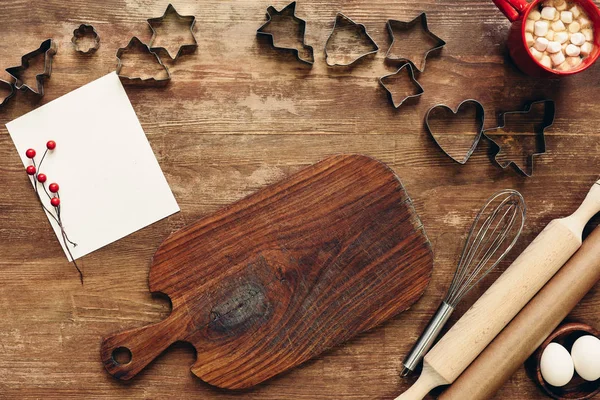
425 99 485 165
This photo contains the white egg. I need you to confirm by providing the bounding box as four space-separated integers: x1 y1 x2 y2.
571 335 600 381
540 342 574 387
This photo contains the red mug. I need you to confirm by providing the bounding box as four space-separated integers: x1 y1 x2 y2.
493 0 600 77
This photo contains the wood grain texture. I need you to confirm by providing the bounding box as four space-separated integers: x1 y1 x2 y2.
0 0 599 398
101 154 434 388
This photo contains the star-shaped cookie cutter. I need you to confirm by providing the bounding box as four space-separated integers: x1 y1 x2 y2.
325 12 379 67
6 39 57 96
72 24 100 54
147 4 197 61
116 37 171 86
385 13 446 72
483 100 555 177
379 63 424 108
256 1 314 65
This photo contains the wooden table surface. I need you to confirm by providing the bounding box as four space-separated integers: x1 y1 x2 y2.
1 0 599 399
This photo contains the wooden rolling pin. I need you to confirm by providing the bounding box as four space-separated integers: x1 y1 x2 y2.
439 223 600 400
396 179 600 400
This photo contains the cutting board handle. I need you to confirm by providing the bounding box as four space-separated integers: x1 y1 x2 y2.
101 313 187 380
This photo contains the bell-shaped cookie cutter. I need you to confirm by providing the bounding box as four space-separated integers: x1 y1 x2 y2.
325 13 379 67
115 37 171 86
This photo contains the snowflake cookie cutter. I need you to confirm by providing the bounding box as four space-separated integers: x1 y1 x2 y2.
72 24 100 54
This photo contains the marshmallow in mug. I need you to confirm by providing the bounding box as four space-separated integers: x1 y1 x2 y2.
526 0 596 71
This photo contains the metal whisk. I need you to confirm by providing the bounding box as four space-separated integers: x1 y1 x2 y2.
401 189 526 376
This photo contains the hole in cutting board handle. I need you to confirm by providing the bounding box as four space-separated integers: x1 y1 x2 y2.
112 347 132 365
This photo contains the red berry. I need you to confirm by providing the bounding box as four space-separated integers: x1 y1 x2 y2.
26 165 36 175
46 140 56 150
49 183 59 193
37 173 47 183
26 149 36 159
50 197 60 207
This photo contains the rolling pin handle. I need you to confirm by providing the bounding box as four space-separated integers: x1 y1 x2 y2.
561 180 600 237
395 362 449 400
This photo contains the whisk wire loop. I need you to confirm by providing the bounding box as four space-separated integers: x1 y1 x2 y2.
402 189 526 376
445 189 526 307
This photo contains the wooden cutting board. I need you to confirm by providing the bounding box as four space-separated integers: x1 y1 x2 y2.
100 154 433 389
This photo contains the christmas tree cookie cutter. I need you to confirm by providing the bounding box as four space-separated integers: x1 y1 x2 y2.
482 99 555 177
6 39 57 96
256 1 314 65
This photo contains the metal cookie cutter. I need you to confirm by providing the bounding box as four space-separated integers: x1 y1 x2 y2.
385 14 446 72
425 99 486 164
325 13 379 67
256 1 314 65
379 63 424 108
6 39 57 96
148 3 197 61
116 37 171 86
72 24 100 54
0 79 15 108
483 99 555 177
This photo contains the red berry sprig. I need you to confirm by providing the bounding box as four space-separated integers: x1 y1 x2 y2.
23 140 82 284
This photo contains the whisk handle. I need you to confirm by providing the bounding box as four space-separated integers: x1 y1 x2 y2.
402 301 455 376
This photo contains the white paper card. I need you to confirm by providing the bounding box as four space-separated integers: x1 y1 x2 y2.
7 72 180 260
